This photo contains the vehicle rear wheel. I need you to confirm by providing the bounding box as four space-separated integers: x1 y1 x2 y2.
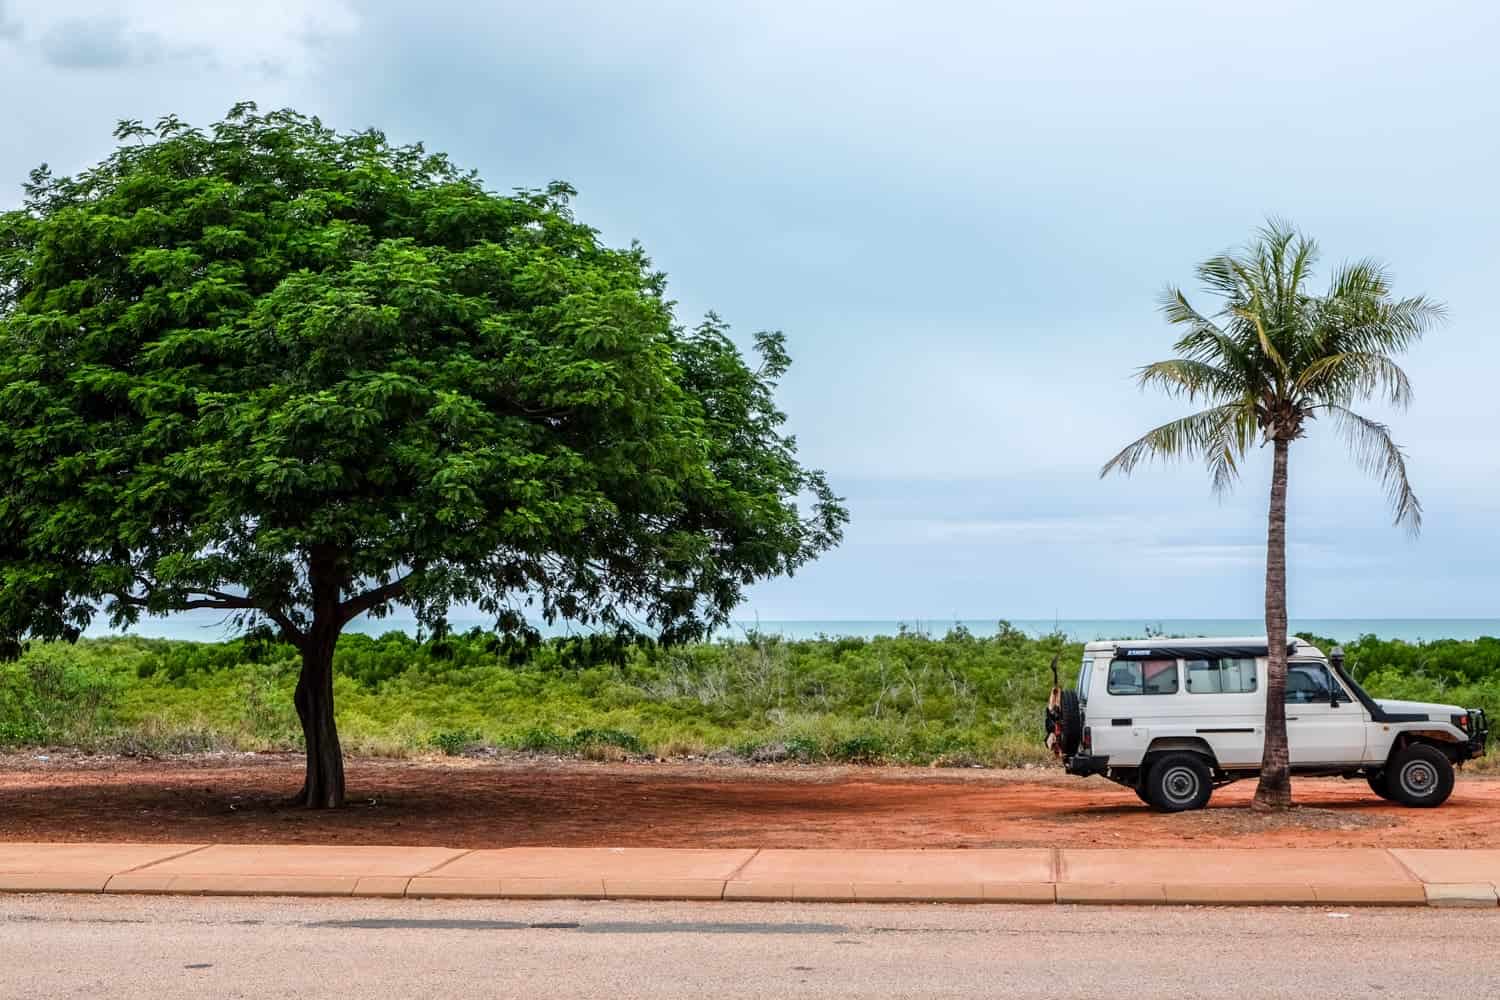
1134 785 1150 804
1365 770 1394 801
1144 753 1213 812
1386 744 1455 808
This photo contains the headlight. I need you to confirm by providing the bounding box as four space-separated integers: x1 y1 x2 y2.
1451 713 1470 731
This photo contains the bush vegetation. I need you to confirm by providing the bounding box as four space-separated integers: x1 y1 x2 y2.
1 626 1495 769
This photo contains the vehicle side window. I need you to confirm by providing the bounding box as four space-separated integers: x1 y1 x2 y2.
1285 663 1343 704
1077 659 1093 705
1185 657 1257 694
1107 658 1178 696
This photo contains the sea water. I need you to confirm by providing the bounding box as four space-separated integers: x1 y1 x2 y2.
83 610 1500 644
714 619 1500 643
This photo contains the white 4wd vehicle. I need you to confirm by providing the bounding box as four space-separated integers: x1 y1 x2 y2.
1048 636 1488 811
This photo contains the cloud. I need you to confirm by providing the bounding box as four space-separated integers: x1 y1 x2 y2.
0 1 21 40
38 16 149 69
12 0 356 74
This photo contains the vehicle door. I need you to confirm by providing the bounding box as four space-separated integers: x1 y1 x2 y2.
1090 656 1183 766
1182 656 1262 767
1284 661 1368 765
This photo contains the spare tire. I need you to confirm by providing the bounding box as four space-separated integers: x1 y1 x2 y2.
1047 689 1083 757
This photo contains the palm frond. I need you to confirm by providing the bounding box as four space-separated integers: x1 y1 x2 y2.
1236 300 1288 380
1137 359 1244 402
1257 217 1304 257
1294 352 1413 409
1207 404 1260 495
1280 233 1318 356
1321 404 1422 534
1100 403 1256 495
1160 287 1260 384
1329 295 1446 357
1159 285 1223 334
1195 254 1244 302
1285 231 1318 301
1327 258 1391 302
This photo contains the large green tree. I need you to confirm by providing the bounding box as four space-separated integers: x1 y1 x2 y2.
1102 221 1441 809
0 105 846 807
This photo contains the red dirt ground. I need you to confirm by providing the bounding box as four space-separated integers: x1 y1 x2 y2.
2 752 1496 850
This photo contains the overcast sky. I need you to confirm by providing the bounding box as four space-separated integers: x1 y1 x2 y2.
3 0 1498 624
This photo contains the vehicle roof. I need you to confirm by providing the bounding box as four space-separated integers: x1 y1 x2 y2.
1082 635 1323 655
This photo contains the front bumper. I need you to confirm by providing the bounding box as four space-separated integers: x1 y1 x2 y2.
1465 708 1489 760
1064 753 1110 777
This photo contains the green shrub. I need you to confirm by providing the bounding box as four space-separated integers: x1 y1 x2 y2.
430 728 484 756
515 727 568 753
831 734 887 763
568 728 644 754
0 719 47 746
783 735 822 762
0 645 125 746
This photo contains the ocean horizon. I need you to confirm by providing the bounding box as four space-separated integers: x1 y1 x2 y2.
712 619 1500 644
81 614 1500 645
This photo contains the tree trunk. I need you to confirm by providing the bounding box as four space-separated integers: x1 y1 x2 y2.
1253 435 1293 811
292 629 345 809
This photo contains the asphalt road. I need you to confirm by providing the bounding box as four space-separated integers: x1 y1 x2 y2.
3 895 1497 999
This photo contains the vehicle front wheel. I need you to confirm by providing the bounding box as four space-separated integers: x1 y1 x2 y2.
1144 753 1213 812
1365 770 1394 801
1134 785 1150 804
1386 744 1455 808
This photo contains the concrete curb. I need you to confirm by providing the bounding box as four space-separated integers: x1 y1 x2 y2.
1424 883 1500 908
3 844 1500 908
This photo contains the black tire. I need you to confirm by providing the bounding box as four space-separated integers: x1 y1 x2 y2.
1055 689 1082 757
1366 770 1394 801
1385 744 1455 808
1144 753 1213 812
1134 785 1151 804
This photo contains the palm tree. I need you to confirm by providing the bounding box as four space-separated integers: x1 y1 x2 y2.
1101 221 1443 810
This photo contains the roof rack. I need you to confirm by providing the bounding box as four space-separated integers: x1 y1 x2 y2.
1110 642 1300 660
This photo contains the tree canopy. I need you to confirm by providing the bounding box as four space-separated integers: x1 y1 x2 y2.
1102 221 1441 522
0 104 846 804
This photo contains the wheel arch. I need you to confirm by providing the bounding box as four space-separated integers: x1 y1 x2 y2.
1386 729 1465 764
1142 737 1220 769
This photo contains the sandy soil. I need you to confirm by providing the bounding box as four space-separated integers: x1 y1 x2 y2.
2 751 1497 849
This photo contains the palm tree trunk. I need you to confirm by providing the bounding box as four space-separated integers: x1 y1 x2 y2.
1253 435 1293 810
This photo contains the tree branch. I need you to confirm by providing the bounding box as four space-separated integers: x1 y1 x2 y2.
115 587 305 647
116 588 257 611
262 607 304 648
338 574 413 626
191 588 257 605
178 598 257 610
